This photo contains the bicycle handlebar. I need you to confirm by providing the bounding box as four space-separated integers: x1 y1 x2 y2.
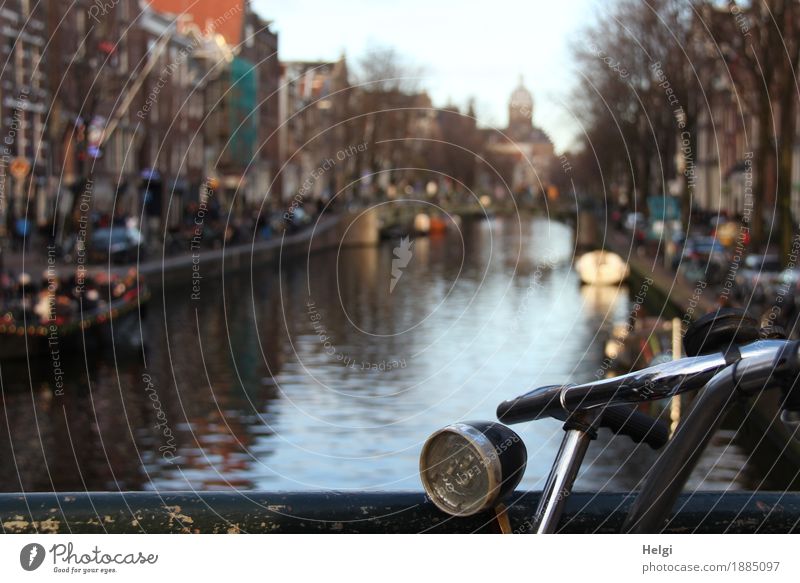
497 340 788 426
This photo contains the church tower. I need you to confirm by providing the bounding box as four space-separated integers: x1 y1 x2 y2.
508 75 533 130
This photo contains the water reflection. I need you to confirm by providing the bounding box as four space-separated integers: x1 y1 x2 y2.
0 217 769 492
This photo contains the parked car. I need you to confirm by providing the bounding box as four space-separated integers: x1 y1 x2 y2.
675 236 728 283
778 267 800 294
624 211 645 230
88 227 144 264
647 219 682 241
755 267 800 337
713 220 747 248
734 253 783 304
624 212 647 242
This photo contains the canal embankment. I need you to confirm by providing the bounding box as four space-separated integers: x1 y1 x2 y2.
1 210 381 293
602 228 718 319
137 209 380 292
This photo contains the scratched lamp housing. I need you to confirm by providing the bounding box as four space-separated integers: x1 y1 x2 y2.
419 421 527 516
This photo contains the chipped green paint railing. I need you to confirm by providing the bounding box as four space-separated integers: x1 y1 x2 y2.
1 491 799 534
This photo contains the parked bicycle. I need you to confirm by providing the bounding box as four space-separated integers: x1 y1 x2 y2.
419 309 800 533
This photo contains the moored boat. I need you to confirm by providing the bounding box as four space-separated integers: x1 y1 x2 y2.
575 249 630 285
428 215 448 235
0 273 149 360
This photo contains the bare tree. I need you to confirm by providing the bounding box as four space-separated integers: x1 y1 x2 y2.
355 44 423 94
706 0 800 259
571 0 699 217
351 45 429 194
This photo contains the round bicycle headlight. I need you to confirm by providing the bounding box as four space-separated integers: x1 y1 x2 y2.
419 421 527 516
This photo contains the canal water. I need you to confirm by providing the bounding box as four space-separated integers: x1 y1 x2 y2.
0 217 772 492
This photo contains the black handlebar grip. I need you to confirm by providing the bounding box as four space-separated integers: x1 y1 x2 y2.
599 404 670 449
496 385 567 424
497 387 670 449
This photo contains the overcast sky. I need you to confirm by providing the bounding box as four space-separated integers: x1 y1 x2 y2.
253 0 601 152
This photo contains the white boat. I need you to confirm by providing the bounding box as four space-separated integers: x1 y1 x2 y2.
575 250 630 286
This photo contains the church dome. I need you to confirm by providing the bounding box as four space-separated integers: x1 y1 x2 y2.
508 76 533 130
510 79 533 111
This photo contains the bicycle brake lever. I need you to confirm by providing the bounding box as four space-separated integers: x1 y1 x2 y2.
598 405 670 449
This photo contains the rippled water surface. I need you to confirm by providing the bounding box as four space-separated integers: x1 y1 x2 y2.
0 217 772 492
